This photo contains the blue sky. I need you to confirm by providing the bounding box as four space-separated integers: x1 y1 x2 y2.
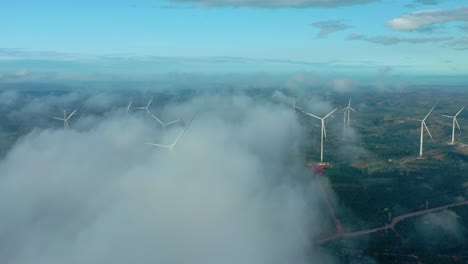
1 0 468 80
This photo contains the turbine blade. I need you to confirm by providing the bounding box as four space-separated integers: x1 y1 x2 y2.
323 108 338 119
441 115 453 118
455 106 465 117
147 97 153 108
295 105 305 111
423 101 438 121
172 112 197 148
49 116 65 121
150 113 164 126
455 118 461 133
301 110 321 120
349 107 356 112
423 122 433 141
323 123 327 138
164 119 180 127
66 109 78 120
126 99 132 112
144 143 171 149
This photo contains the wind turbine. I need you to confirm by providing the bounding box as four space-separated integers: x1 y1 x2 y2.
49 109 78 129
126 98 133 113
136 97 153 117
150 112 180 129
442 106 464 145
342 98 356 138
145 113 197 151
415 102 437 159
300 108 338 164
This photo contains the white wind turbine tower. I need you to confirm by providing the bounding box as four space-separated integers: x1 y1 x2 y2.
300 108 338 164
415 102 437 159
442 106 464 145
49 109 78 129
145 113 197 151
342 98 356 138
136 97 153 117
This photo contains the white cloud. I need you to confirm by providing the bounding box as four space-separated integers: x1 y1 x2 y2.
331 78 355 92
415 210 466 244
311 20 351 37
346 33 453 45
386 7 468 30
0 94 336 264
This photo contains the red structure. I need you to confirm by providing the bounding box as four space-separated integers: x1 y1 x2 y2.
307 162 331 175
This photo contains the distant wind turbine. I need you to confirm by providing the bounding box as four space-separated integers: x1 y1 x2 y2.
136 97 153 117
442 106 464 145
49 109 78 129
342 98 356 138
414 102 437 159
145 113 197 151
300 108 338 164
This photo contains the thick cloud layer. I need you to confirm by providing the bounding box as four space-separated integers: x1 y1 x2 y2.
0 95 334 264
413 210 467 250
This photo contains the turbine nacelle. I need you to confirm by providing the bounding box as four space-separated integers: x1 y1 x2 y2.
151 113 180 129
49 108 78 129
136 97 154 116
301 108 338 121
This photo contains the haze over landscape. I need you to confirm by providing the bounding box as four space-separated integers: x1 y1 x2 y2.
1 0 468 263
1 0 468 79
